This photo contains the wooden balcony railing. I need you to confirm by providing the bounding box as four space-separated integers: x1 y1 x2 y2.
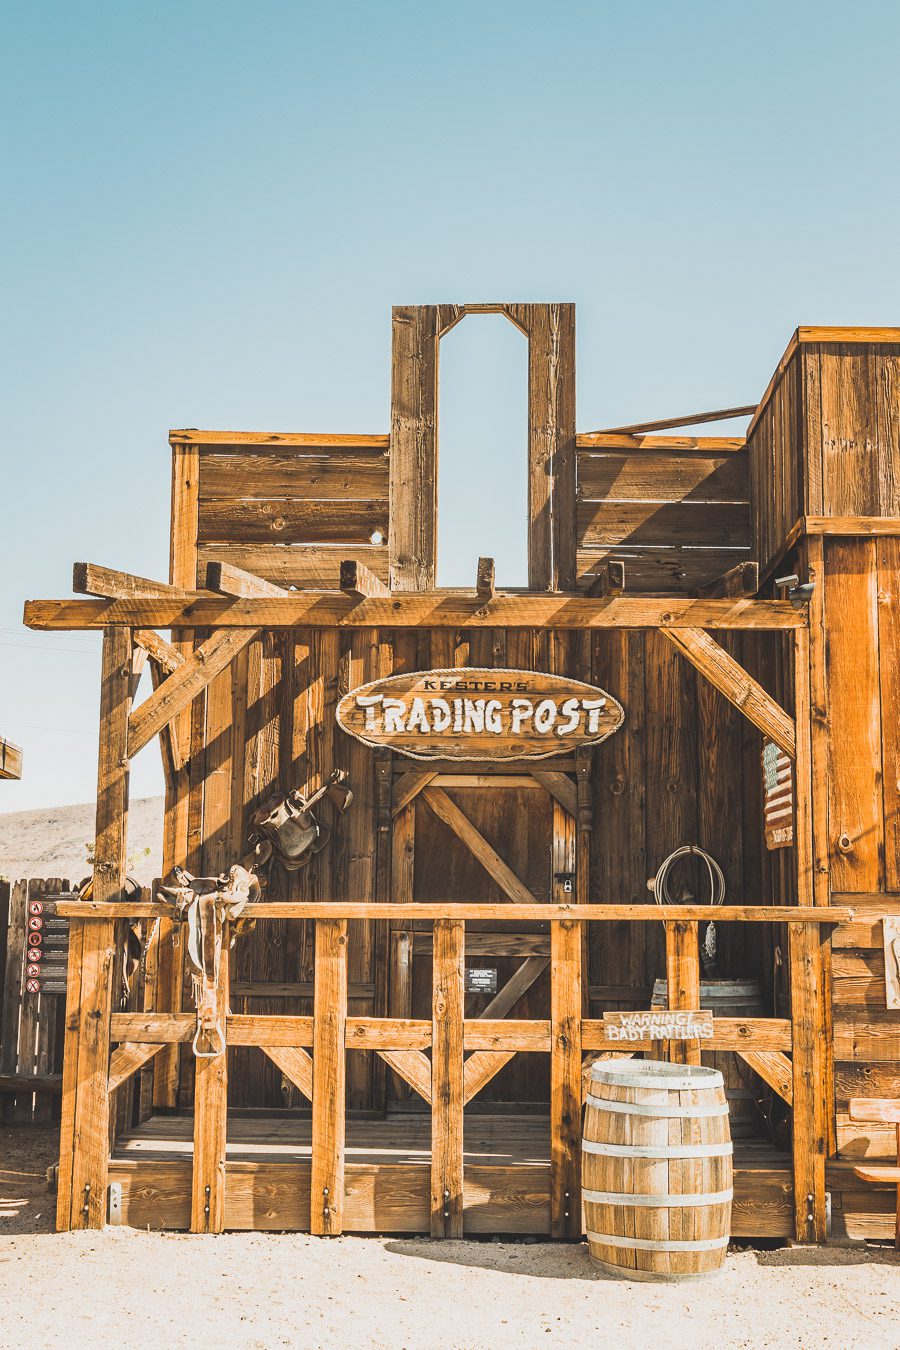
53 900 850 1241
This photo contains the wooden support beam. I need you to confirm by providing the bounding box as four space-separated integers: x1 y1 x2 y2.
421 787 537 904
311 918 347 1236
585 560 625 598
476 557 495 600
431 919 464 1238
262 1046 314 1102
375 1050 432 1104
739 1050 793 1105
149 662 188 779
392 769 438 815
530 770 578 818
340 558 391 599
108 1042 164 1093
63 900 852 923
665 920 701 1066
699 560 760 599
57 917 117 1230
205 560 289 597
789 624 828 1243
127 627 258 758
24 595 807 632
462 1050 516 1106
478 957 549 1020
191 928 229 1233
789 921 828 1242
92 627 133 899
73 562 191 599
58 626 132 1231
662 626 797 758
134 628 184 674
154 440 198 1113
592 404 757 435
550 917 582 1240
0 737 23 780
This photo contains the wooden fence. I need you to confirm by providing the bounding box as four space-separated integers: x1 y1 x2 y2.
53 897 847 1239
0 879 70 1121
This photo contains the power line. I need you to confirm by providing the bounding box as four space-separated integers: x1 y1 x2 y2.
2 722 94 735
0 640 97 656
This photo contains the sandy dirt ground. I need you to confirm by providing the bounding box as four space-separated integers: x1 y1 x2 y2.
1 1125 898 1350
0 795 163 886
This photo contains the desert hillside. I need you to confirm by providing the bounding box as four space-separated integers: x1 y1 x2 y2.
0 795 163 886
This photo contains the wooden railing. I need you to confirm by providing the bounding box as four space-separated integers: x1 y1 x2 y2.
53 899 849 1242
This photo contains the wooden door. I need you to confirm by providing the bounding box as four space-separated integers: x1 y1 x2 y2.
386 766 577 1108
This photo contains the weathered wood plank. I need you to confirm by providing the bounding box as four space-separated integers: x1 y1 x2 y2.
204 560 290 597
73 562 192 599
191 930 229 1233
340 559 390 599
664 920 701 1066
462 1051 516 1106
199 498 388 545
577 450 748 503
311 919 347 1235
133 628 184 674
739 1050 794 1105
127 627 259 758
662 627 796 757
108 1042 164 1093
62 901 852 923
376 1050 432 1104
199 452 388 501
262 1046 314 1102
0 739 23 780
24 596 806 631
550 915 581 1239
431 919 464 1237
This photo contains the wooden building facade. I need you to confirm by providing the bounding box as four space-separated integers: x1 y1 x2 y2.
24 309 900 1242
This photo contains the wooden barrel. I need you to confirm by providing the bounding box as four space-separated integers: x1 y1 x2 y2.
583 1060 733 1281
652 979 765 1138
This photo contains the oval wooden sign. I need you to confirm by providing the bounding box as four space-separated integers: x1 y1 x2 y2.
336 667 624 762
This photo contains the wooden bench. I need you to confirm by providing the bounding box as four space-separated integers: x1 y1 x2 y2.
850 1099 900 1248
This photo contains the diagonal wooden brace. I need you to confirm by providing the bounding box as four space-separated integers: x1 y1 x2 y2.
108 1042 165 1093
662 626 796 758
263 1046 314 1102
376 1049 433 1104
462 1050 515 1105
127 627 259 758
738 1049 793 1105
421 787 537 904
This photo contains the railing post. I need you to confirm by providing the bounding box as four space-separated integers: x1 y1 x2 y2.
550 917 582 1239
789 920 827 1241
191 924 230 1233
665 919 701 1066
431 918 464 1237
790 625 828 1242
57 626 131 1231
311 917 348 1235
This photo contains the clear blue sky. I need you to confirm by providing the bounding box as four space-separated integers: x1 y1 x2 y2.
2 1 899 811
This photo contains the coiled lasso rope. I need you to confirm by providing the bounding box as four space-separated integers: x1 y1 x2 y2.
650 844 725 970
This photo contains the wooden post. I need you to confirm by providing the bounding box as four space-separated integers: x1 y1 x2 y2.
311 918 348 1235
550 911 582 1240
58 626 131 1230
190 926 229 1233
665 920 701 1066
803 534 836 1156
575 747 593 1014
790 626 828 1241
431 918 464 1237
155 439 199 1110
